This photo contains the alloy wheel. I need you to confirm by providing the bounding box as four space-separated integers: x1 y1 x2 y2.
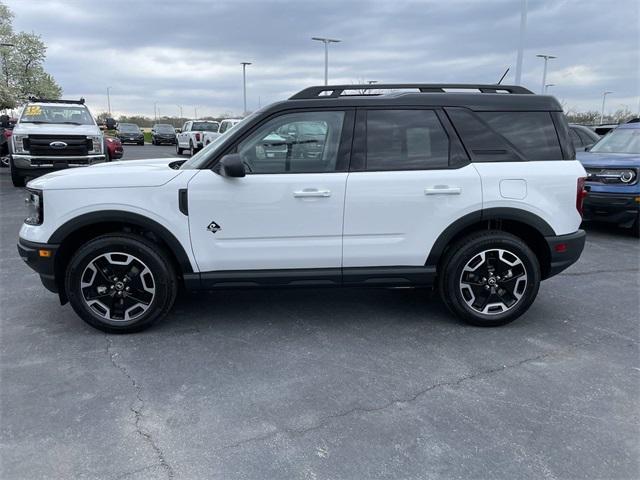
80 252 156 322
459 248 528 315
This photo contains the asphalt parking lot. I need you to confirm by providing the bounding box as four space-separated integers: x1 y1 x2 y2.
1 145 639 479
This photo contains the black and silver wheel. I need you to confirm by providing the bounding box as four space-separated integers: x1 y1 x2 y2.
9 156 25 187
65 234 177 333
176 143 183 155
0 155 9 168
189 141 196 156
439 231 540 327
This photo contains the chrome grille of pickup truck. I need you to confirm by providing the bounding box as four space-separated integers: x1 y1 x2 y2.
27 135 91 157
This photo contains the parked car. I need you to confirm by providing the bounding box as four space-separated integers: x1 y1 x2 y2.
8 98 105 187
218 118 242 134
17 83 587 333
577 121 640 236
569 124 600 151
176 120 219 155
104 135 123 162
151 124 177 145
116 123 144 145
0 114 16 167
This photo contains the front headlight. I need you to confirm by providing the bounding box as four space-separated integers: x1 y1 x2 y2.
88 135 104 154
12 134 29 154
601 169 637 184
24 189 43 226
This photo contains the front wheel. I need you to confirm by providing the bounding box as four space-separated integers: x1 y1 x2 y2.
438 231 540 327
65 234 178 333
9 157 25 187
176 143 183 155
189 141 196 156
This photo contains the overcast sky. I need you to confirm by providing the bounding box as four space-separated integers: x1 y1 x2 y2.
6 0 640 118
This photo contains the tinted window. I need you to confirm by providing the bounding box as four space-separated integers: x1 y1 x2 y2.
569 128 583 147
478 112 562 160
366 110 449 170
192 122 219 132
575 128 597 145
237 111 345 174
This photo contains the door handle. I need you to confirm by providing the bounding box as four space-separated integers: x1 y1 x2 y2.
293 189 331 198
424 186 461 195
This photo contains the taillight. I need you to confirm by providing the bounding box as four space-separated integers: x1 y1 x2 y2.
3 129 11 138
576 177 588 216
195 133 201 141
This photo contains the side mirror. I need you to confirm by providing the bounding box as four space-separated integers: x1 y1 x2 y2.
584 145 592 152
215 153 246 178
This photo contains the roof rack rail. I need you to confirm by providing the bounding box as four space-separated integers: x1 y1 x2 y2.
290 84 533 100
27 96 85 105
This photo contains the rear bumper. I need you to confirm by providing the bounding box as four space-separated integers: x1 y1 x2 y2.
583 192 640 228
544 230 586 279
17 238 59 293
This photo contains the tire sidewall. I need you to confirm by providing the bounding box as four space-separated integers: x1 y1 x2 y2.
442 233 541 326
65 235 176 333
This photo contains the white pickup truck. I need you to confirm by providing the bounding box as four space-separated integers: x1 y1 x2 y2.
176 120 219 156
202 118 243 147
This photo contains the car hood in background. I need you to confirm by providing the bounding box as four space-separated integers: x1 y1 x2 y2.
577 151 640 167
27 158 185 190
12 123 101 136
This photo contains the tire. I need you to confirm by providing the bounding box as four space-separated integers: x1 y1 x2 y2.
9 157 25 187
65 233 178 333
176 143 183 155
0 155 9 168
438 230 541 327
189 141 196 156
632 217 640 238
138 140 144 146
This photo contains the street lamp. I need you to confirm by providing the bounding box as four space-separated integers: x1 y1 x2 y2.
177 105 183 118
241 62 251 115
536 54 556 94
600 91 613 124
514 0 528 85
311 37 341 85
544 83 555 93
106 87 112 116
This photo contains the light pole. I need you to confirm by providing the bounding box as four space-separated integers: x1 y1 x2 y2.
106 87 112 116
600 91 613 124
194 106 198 119
514 0 528 85
544 83 555 93
177 105 183 118
241 62 251 115
536 54 556 94
311 37 341 85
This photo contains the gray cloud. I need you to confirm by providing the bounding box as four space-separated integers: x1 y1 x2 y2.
6 0 639 117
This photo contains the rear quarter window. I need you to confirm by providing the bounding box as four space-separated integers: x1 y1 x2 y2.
478 111 563 160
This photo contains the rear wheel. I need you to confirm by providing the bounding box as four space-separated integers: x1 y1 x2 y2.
9 157 25 187
65 234 178 333
438 231 540 327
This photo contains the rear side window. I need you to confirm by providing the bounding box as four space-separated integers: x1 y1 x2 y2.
569 128 583 147
366 110 449 170
478 112 562 160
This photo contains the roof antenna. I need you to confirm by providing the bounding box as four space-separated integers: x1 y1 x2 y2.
497 67 510 85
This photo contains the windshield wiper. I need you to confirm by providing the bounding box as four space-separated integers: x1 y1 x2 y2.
59 121 83 125
20 120 48 124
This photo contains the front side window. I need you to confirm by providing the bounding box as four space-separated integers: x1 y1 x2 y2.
365 109 449 170
478 111 562 160
236 111 345 174
569 128 583 148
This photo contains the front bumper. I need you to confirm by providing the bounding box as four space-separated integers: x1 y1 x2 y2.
17 237 59 293
544 230 586 279
12 154 106 169
583 192 640 228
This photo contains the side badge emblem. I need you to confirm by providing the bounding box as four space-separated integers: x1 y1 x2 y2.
207 221 221 234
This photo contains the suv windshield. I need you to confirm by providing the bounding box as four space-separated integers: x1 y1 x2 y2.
20 104 95 125
154 124 174 133
192 122 219 132
119 124 140 133
590 128 640 154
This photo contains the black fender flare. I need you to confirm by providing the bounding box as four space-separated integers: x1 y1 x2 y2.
49 210 194 274
425 207 555 268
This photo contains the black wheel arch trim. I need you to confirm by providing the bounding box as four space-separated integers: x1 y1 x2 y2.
48 210 194 274
425 207 555 267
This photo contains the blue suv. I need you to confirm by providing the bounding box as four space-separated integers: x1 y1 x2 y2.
577 121 640 237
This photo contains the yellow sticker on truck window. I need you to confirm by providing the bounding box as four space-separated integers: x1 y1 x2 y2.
25 105 42 116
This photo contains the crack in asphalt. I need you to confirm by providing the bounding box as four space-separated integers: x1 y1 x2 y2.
559 267 639 277
219 331 623 451
105 336 175 480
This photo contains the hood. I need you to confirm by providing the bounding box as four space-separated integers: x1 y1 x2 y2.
27 158 185 190
576 151 640 168
13 122 101 136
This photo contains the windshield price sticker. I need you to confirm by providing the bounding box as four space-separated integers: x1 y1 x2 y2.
25 105 42 116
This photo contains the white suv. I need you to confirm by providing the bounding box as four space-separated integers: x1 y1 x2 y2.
17 84 587 333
